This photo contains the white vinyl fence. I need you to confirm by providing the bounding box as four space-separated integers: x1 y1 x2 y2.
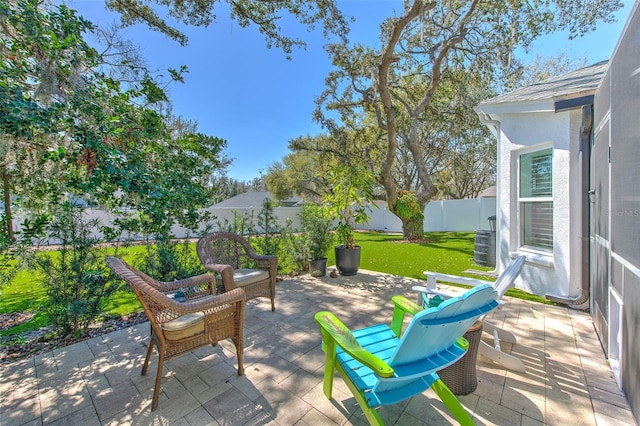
9 197 495 244
355 198 496 233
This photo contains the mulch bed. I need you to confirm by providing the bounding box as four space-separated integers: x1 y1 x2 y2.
0 311 149 365
0 312 35 332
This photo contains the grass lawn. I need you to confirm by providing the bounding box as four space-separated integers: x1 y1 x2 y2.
350 231 493 279
1 231 547 340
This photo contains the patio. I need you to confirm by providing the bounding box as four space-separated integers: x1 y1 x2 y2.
1 270 635 426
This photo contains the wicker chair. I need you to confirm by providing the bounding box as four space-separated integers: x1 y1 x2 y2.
197 232 278 311
105 257 245 411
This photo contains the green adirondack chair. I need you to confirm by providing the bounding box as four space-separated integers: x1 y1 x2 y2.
315 284 499 425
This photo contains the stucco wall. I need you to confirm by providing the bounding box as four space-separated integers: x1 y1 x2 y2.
493 109 584 298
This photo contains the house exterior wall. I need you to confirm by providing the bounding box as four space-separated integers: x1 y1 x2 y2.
593 4 640 422
492 109 584 298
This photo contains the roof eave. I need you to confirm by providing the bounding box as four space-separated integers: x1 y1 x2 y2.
476 87 598 116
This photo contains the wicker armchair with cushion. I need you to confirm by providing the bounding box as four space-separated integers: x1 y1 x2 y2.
105 257 246 411
197 232 278 311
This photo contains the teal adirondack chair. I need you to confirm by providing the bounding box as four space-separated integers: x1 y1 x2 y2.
315 284 499 425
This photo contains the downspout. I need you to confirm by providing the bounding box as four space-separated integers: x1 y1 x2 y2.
545 105 592 306
478 112 501 274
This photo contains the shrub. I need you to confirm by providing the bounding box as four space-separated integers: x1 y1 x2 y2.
138 230 203 281
215 210 255 236
299 202 334 260
273 218 306 274
255 198 280 255
33 202 116 337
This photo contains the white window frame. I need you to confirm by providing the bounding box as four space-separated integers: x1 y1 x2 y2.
517 145 554 253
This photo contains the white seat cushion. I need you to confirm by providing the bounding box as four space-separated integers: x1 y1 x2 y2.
233 269 269 286
162 312 204 340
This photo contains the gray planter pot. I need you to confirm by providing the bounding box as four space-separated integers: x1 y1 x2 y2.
309 258 328 277
335 245 361 276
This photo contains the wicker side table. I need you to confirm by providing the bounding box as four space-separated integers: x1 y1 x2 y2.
439 320 484 395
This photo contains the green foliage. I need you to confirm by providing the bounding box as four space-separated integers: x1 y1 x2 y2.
251 199 307 273
215 210 256 236
264 136 337 202
299 202 334 260
1 0 230 256
324 163 375 248
1 231 554 340
0 0 98 238
212 199 306 273
255 198 280 255
138 232 203 282
1 211 51 290
314 0 622 241
393 190 425 241
279 220 308 272
394 191 424 222
32 202 116 337
266 219 306 274
104 0 350 56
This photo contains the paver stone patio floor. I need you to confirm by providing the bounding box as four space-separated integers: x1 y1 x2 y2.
1 269 636 425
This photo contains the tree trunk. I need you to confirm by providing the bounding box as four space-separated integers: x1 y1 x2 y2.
401 216 424 241
2 170 15 241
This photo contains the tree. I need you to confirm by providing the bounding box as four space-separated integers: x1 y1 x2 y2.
104 0 350 54
1 0 231 239
437 135 496 199
264 135 337 202
505 52 589 92
315 0 622 240
431 69 496 199
324 162 374 249
0 0 98 239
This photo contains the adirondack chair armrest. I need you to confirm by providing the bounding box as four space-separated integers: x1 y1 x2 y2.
422 271 494 288
315 311 395 378
390 295 423 336
411 285 454 299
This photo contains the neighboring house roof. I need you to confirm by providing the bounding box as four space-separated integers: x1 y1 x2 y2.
477 60 608 114
210 191 302 209
479 186 496 198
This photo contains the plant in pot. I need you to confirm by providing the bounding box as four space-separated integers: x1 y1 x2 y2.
299 202 334 277
324 163 375 276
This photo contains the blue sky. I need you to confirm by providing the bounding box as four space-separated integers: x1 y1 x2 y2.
68 1 634 182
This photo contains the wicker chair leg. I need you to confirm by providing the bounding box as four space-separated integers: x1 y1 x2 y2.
270 296 275 312
141 342 154 376
151 358 164 411
236 341 244 375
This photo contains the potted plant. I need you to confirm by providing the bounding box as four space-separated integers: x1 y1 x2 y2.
299 202 334 277
324 163 375 276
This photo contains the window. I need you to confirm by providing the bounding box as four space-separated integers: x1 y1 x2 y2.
519 148 553 251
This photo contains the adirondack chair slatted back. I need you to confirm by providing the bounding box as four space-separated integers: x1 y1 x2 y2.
492 255 526 299
388 285 498 367
315 284 500 425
